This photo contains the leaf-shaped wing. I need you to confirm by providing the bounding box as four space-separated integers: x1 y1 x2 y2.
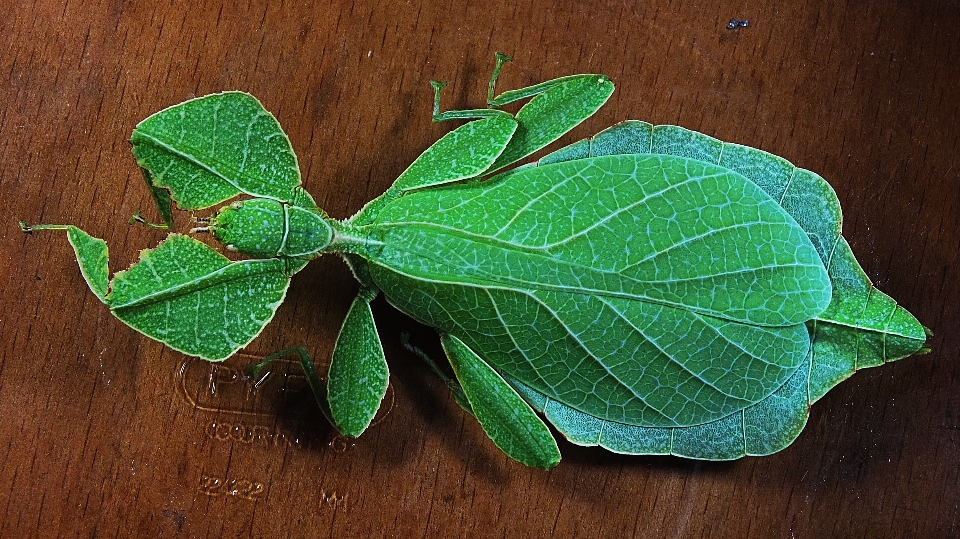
375 269 809 428
106 234 293 361
503 356 812 460
350 116 518 226
392 116 518 193
502 237 926 459
502 121 927 458
585 122 928 399
364 154 831 427
371 155 831 326
131 92 301 210
64 226 109 301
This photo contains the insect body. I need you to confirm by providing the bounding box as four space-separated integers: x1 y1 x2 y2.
21 54 928 468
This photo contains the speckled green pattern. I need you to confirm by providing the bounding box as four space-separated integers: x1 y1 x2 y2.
211 199 285 257
488 74 614 174
351 115 518 226
107 235 292 361
327 292 389 437
283 206 333 257
492 122 928 459
65 226 109 301
28 62 928 467
393 116 518 193
131 91 301 209
365 153 831 428
442 334 560 469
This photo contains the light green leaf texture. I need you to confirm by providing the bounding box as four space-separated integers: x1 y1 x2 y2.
351 115 519 227
488 74 615 174
65 225 109 302
392 116 518 193
443 333 561 469
106 235 294 361
364 151 832 430
361 120 925 459
131 91 301 210
328 292 390 437
495 121 929 458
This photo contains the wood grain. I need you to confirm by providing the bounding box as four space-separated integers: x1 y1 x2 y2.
1 0 957 537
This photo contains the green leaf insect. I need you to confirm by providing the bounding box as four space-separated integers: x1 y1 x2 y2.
21 53 928 469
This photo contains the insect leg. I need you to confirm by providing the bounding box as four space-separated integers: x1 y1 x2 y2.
400 333 473 415
440 333 561 469
128 209 171 230
249 347 336 428
481 54 616 174
486 52 512 104
20 222 110 302
127 166 174 230
326 287 390 437
430 80 514 123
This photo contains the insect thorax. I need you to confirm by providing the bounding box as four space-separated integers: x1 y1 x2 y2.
210 198 333 258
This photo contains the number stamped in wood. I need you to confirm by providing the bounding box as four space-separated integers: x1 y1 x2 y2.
199 474 266 501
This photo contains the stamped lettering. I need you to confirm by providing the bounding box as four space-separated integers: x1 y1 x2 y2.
199 474 266 501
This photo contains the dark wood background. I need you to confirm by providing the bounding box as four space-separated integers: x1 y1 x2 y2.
2 0 957 537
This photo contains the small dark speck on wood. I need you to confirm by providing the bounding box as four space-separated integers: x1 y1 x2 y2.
727 18 749 29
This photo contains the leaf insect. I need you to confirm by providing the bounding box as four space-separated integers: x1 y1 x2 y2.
21 53 928 469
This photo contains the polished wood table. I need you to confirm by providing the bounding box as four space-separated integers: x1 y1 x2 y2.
2 0 957 536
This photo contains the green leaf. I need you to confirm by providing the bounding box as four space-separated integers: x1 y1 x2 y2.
130 91 301 210
635 124 927 398
372 155 830 326
327 290 389 437
22 62 928 467
504 241 927 460
506 355 812 459
807 237 928 402
442 333 560 469
488 74 614 174
364 153 830 428
106 234 293 361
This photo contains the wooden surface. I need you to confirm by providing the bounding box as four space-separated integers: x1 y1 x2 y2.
2 0 957 537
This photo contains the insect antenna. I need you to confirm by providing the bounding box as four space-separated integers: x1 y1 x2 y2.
190 215 210 234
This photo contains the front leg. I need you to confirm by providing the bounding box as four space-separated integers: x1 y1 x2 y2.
20 223 295 362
